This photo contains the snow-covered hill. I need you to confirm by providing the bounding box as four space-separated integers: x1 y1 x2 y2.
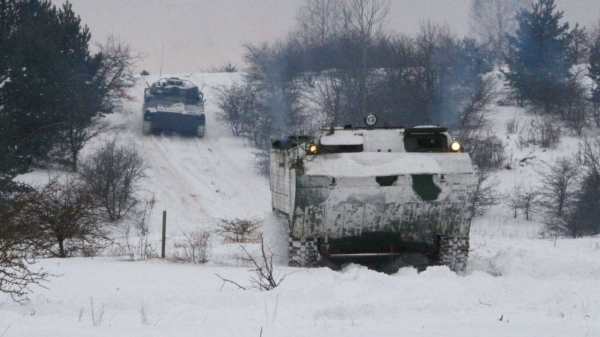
3 73 600 337
114 73 272 228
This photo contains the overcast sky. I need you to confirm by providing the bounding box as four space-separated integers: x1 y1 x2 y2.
61 0 599 74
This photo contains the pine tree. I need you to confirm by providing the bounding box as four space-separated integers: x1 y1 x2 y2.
566 171 600 237
566 23 589 65
589 36 600 106
503 0 572 108
0 0 104 174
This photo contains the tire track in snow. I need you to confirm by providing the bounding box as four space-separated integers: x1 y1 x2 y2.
130 73 271 231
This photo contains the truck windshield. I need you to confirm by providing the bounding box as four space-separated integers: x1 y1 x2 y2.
403 134 448 152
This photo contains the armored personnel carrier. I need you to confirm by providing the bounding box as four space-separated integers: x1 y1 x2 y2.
142 77 206 137
270 114 477 272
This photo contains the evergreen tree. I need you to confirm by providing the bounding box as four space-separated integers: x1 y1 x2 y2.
0 0 104 175
503 0 572 108
566 23 589 65
566 171 600 237
589 36 600 106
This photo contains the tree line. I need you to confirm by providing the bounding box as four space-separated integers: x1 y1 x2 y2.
218 0 600 147
3 0 600 299
0 0 143 300
215 0 600 236
0 0 139 179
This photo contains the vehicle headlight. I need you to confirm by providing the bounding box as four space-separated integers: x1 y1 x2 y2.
308 144 319 154
364 113 377 127
450 141 462 152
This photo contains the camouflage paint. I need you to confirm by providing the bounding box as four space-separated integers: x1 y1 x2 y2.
291 174 474 251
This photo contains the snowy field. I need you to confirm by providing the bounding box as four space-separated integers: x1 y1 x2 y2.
2 73 600 336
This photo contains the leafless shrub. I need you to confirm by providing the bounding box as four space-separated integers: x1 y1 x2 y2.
0 184 51 302
505 115 520 134
543 214 572 238
538 119 561 149
134 197 156 260
25 176 108 258
505 182 539 220
241 236 288 291
558 71 589 137
213 82 271 148
458 74 498 131
471 168 501 216
469 0 526 64
536 156 580 218
462 131 506 171
172 228 211 264
215 217 261 243
213 83 255 137
547 137 600 237
79 137 147 223
90 297 105 327
253 148 271 177
140 305 149 325
205 62 238 73
215 236 289 291
96 34 142 110
518 117 561 149
517 125 535 149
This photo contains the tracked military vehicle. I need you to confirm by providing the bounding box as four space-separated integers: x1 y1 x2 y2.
270 114 477 272
142 77 206 137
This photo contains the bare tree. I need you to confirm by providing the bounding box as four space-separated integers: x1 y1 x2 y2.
543 138 600 237
557 71 589 137
458 74 498 131
304 70 345 125
176 227 211 264
461 130 507 171
342 0 390 117
0 184 51 301
215 217 261 243
581 136 600 175
536 156 580 217
213 82 260 138
25 176 107 258
469 0 530 64
296 0 343 46
216 235 289 291
505 181 539 220
78 138 147 223
96 35 142 112
49 120 106 172
471 168 501 216
414 21 457 105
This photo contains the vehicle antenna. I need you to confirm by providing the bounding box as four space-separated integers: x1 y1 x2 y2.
159 42 165 78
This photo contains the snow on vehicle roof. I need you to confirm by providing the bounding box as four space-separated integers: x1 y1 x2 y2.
320 131 364 145
303 152 474 177
146 102 203 115
154 77 197 88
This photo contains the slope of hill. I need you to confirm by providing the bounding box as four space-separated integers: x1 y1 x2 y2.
3 72 600 337
124 73 272 228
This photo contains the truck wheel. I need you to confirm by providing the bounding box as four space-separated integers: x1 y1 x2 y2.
196 125 205 138
142 121 152 135
289 237 320 267
437 234 469 273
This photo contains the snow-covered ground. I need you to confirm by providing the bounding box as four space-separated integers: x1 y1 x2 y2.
2 72 600 337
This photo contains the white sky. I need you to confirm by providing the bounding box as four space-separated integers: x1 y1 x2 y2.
60 0 600 74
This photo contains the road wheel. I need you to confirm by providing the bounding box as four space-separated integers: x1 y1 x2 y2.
196 125 205 138
437 234 469 273
289 237 320 267
142 121 152 135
